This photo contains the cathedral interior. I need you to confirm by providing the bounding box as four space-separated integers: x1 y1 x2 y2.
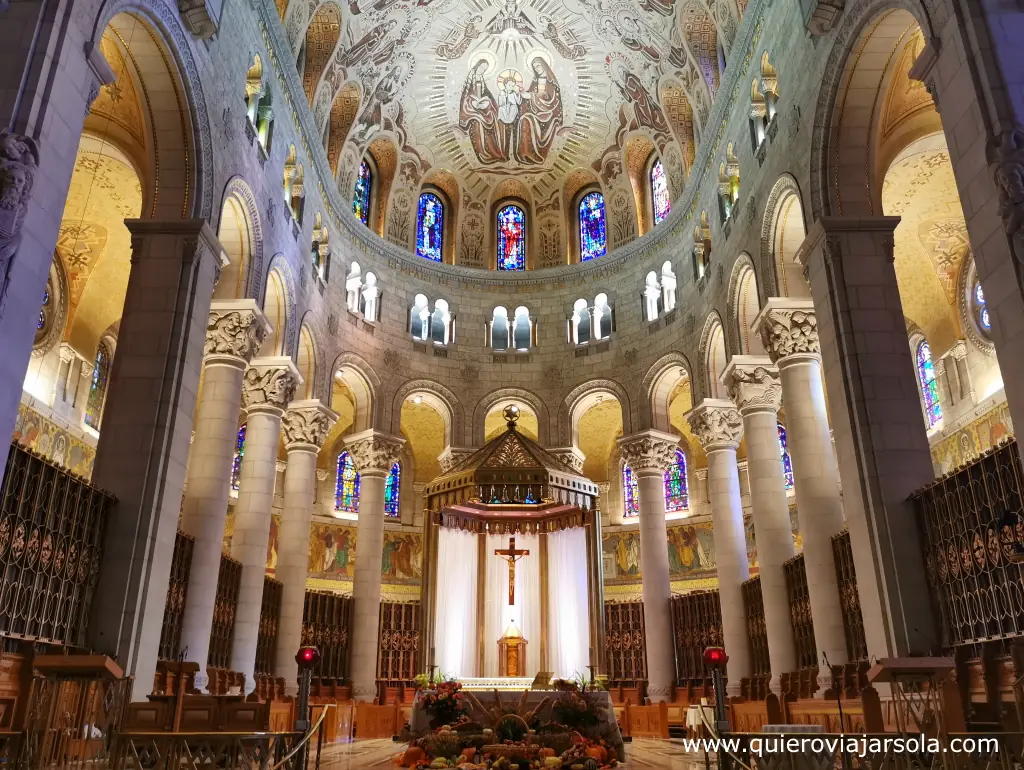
1 0 1024 764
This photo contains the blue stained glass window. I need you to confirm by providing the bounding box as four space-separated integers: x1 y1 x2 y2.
497 204 526 271
231 424 247 491
84 343 110 430
916 340 942 428
651 159 670 225
384 462 401 517
353 160 372 226
416 193 444 261
335 451 361 513
623 465 639 518
663 448 688 512
974 281 991 332
579 192 608 262
777 423 794 491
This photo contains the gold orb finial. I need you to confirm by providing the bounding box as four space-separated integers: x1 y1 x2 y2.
503 404 520 429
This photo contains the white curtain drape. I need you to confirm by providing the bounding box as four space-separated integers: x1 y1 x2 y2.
434 528 479 678
547 528 591 679
483 533 540 676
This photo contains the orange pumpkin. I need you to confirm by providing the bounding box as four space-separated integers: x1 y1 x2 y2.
585 747 607 763
538 749 555 759
404 747 426 766
462 749 477 761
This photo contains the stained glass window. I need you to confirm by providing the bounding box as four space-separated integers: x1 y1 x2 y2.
497 204 526 271
623 465 639 518
663 448 688 512
231 424 247 491
579 192 607 262
651 159 670 225
353 160 372 226
84 342 110 430
336 451 361 513
974 281 991 333
384 462 401 517
916 340 942 428
777 423 794 491
416 193 444 262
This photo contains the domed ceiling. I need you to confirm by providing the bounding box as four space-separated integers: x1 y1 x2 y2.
285 0 739 263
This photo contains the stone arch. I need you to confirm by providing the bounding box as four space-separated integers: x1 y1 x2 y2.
263 254 297 356
261 265 289 357
641 352 694 433
759 173 808 298
215 177 264 301
330 352 381 433
473 388 551 446
698 311 727 400
809 0 935 220
727 254 765 355
557 379 633 447
295 314 322 400
389 379 466 447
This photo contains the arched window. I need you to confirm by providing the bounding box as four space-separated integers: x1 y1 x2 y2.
231 424 247 491
384 462 401 517
664 448 688 512
491 306 509 350
777 423 793 490
594 293 612 340
571 298 591 345
916 339 942 427
622 465 639 518
84 342 111 430
643 271 661 322
512 306 532 351
578 192 607 262
973 281 991 335
411 294 429 340
416 193 444 261
650 159 670 225
353 160 373 226
661 261 677 312
497 204 526 271
336 451 361 513
361 272 379 322
431 299 452 345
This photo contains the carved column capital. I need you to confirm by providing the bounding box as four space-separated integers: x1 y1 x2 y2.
345 429 405 475
282 399 337 452
550 446 586 474
722 355 782 415
0 131 39 309
438 446 474 474
242 357 301 416
316 469 329 482
754 298 820 364
617 429 679 477
205 300 270 366
686 399 744 451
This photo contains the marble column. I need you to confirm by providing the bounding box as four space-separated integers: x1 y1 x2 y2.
617 430 678 703
686 400 750 696
755 298 849 680
722 357 797 691
87 220 223 700
179 301 267 686
275 400 337 694
346 430 406 702
230 357 300 691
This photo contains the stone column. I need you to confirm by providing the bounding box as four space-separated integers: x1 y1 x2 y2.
755 298 848 680
686 400 750 696
87 220 222 700
793 219 935 659
229 357 300 690
275 400 337 694
346 430 406 702
179 301 267 686
722 357 797 691
617 430 678 703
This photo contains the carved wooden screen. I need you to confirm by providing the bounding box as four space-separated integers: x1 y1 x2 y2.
742 576 770 676
783 553 816 669
831 530 868 661
604 601 647 684
669 591 722 682
302 590 352 679
377 601 420 684
159 530 195 661
913 438 1024 647
0 442 114 647
208 553 242 670
255 576 282 676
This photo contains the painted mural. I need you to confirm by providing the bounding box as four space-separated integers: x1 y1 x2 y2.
12 402 96 479
602 529 640 581
930 400 1013 475
744 505 802 569
309 522 357 579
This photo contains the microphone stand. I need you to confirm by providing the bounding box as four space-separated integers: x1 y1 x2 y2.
823 651 850 770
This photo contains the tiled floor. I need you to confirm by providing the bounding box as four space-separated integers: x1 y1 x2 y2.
313 739 706 770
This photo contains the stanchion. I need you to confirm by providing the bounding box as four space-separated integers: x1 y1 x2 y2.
703 647 731 770
295 646 321 769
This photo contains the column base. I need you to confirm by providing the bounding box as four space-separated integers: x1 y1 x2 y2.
725 680 742 698
646 684 672 703
352 683 377 703
768 674 783 695
814 671 833 699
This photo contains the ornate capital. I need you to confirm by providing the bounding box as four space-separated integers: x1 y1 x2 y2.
242 357 300 415
550 446 586 475
617 430 679 475
283 399 337 451
205 300 269 364
316 469 329 482
754 298 820 363
722 356 781 414
686 399 743 451
346 429 405 475
0 131 39 306
987 128 1024 266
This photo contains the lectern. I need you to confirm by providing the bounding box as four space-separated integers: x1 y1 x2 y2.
867 656 963 734
498 620 528 677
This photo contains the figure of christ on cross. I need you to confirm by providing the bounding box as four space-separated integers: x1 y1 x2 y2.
494 536 530 605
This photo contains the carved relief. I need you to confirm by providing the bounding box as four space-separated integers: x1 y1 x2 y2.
618 433 677 472
759 308 820 362
0 131 39 313
242 365 298 412
724 363 781 413
686 403 743 450
283 404 336 449
204 308 266 361
988 129 1024 266
346 433 405 473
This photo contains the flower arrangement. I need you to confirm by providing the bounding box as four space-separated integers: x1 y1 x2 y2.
550 691 601 732
420 680 468 728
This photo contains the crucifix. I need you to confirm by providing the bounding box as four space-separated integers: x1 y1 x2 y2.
494 536 530 605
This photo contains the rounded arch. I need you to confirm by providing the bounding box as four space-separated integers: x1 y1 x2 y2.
641 352 694 433
698 312 727 400
329 352 381 433
760 173 809 298
473 388 551 446
295 316 321 400
389 379 466 447
215 177 264 301
261 266 289 356
727 254 765 355
557 379 633 447
263 254 297 355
